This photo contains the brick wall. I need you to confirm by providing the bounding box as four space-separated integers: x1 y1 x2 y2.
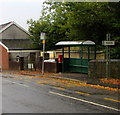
0 45 9 70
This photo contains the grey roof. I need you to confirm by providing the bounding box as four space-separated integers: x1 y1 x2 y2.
2 39 33 50
0 22 11 30
0 21 29 35
0 21 34 50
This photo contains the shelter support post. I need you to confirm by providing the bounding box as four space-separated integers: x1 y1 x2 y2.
81 45 83 59
88 46 90 60
68 46 70 59
62 47 64 72
94 46 96 59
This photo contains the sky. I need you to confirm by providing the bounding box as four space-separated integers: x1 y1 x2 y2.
0 0 46 30
0 0 118 31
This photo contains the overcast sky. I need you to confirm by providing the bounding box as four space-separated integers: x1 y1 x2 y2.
0 0 46 30
0 0 118 31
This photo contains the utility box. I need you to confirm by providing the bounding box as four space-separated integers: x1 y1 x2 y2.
28 63 34 70
43 59 62 73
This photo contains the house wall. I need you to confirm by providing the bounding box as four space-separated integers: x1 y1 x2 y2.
9 51 40 61
9 52 31 61
9 51 31 70
1 24 29 39
0 45 9 70
9 51 40 70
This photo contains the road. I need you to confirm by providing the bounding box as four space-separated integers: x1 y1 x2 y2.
1 72 120 114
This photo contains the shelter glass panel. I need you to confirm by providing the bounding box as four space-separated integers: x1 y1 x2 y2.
82 46 88 59
70 46 80 58
89 47 95 59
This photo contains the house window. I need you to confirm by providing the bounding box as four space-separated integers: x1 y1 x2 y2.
16 55 20 62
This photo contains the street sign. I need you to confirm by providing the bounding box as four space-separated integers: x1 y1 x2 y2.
103 33 115 78
102 41 115 46
40 32 45 40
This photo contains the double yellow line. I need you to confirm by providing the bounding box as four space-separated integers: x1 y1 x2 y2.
49 91 120 112
104 98 120 103
38 83 120 103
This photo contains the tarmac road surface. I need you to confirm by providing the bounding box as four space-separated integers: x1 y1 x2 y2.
1 73 120 114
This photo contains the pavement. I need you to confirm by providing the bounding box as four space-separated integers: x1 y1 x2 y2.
20 71 120 89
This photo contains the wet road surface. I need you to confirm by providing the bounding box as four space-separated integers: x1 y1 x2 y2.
1 73 120 113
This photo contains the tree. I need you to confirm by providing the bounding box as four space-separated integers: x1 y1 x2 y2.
27 1 120 58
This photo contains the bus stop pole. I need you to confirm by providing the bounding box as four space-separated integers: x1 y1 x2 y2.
42 40 45 75
40 32 46 75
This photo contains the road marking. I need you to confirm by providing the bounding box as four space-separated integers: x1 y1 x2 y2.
49 91 120 112
18 83 29 87
3 79 12 82
53 87 65 90
75 91 90 95
38 82 46 85
3 79 29 88
104 98 120 103
24 80 30 82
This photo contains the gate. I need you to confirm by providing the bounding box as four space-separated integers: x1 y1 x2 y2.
19 57 24 70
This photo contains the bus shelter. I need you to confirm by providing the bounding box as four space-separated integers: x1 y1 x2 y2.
56 40 96 74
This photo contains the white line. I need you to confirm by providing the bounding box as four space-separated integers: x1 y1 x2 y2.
18 83 29 87
3 79 13 83
49 91 120 112
3 79 29 88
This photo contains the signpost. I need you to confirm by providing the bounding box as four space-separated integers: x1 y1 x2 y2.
40 32 46 75
102 41 115 46
102 34 115 78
